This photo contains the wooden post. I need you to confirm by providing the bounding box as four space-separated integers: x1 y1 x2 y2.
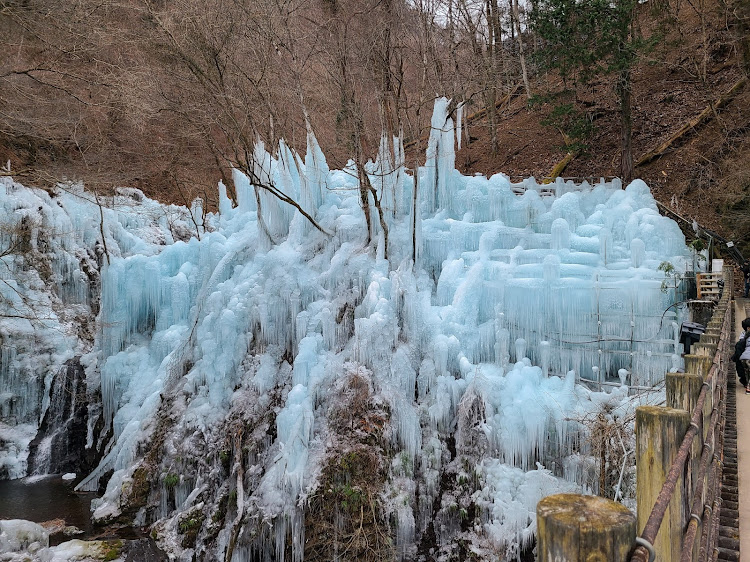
666 372 702 411
636 406 691 562
537 493 636 562
691 342 716 357
684 355 712 379
699 333 719 346
683 354 714 441
666 372 703 513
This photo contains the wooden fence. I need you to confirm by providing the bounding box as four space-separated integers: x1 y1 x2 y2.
537 271 734 561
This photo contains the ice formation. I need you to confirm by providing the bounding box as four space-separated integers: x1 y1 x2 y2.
0 521 124 562
0 98 696 560
0 181 199 478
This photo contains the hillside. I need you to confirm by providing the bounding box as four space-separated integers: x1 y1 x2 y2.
0 0 748 253
0 121 690 560
450 0 749 258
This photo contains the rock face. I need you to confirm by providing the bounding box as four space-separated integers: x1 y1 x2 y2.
0 518 167 562
1 108 697 561
28 358 98 476
121 538 170 562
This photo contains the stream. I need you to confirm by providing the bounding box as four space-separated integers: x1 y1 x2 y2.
0 475 101 544
0 475 165 559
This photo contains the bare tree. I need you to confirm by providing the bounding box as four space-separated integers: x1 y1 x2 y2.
511 0 532 98
137 0 328 235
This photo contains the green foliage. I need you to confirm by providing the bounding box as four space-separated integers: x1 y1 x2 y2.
212 493 229 523
164 473 179 489
658 260 675 275
527 93 553 108
338 451 359 473
658 260 680 292
530 0 642 85
177 512 205 549
178 516 203 534
689 239 707 253
102 540 123 561
338 484 363 512
219 449 231 473
541 103 595 153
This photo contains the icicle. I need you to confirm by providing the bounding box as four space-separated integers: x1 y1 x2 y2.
630 238 645 268
539 341 550 377
303 119 327 214
515 338 527 362
456 101 464 150
232 168 256 214
670 354 680 373
550 218 570 250
543 255 560 282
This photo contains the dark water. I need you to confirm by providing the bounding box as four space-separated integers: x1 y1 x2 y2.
0 476 96 534
0 475 167 558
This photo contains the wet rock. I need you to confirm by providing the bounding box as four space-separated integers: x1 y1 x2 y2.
121 538 169 562
28 358 98 476
64 525 84 536
39 518 66 535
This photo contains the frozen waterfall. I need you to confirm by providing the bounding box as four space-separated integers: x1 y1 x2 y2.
0 98 696 561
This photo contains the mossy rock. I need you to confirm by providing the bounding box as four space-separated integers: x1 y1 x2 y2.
125 466 151 510
177 509 205 549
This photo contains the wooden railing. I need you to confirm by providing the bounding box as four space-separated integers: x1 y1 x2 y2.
697 272 723 300
537 271 734 561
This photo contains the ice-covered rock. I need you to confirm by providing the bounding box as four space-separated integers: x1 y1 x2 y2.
0 99 694 561
0 519 48 554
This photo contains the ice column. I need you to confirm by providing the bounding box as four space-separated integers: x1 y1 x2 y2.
515 338 527 362
543 255 560 282
423 98 455 213
495 311 510 367
539 340 550 377
303 120 327 214
232 168 257 214
630 238 645 268
599 229 612 264
218 181 233 216
550 218 570 251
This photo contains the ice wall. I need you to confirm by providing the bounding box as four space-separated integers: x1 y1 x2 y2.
0 179 198 479
0 98 695 561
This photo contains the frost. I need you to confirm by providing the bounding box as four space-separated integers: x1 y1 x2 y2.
0 98 696 560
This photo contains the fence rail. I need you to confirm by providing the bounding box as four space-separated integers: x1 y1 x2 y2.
632 295 730 562
536 271 734 562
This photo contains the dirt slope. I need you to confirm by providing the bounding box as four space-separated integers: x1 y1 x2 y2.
455 0 749 256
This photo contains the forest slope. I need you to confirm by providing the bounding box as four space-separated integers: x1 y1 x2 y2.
1 0 748 253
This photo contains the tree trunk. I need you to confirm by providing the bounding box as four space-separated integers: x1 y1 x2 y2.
512 0 532 98
355 133 373 246
618 67 633 183
485 0 501 155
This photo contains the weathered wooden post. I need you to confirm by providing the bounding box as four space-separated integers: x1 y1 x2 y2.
636 406 691 562
537 493 636 562
666 371 703 547
699 333 719 346
666 370 702 475
691 342 717 357
666 372 702 412
684 355 712 379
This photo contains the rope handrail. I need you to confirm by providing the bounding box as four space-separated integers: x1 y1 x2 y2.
630 305 730 562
